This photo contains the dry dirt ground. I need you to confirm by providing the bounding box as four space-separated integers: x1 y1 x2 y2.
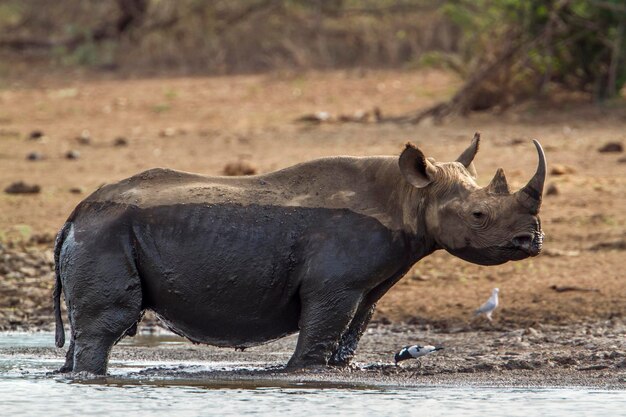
0 69 624 330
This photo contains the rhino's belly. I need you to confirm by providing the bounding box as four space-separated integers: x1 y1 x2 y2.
150 291 301 347
131 203 318 346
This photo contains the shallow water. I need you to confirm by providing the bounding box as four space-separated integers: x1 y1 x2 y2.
1 333 624 417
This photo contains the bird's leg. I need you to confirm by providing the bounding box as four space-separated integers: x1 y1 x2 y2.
409 360 422 378
410 361 423 378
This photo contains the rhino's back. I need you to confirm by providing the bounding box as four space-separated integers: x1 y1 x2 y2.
82 156 401 219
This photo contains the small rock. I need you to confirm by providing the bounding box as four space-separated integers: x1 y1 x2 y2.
509 138 525 145
19 266 37 277
504 359 537 370
552 356 578 366
618 156 626 164
113 137 128 147
546 183 558 196
597 142 623 153
373 107 382 122
338 110 370 123
77 130 91 145
550 164 575 175
411 272 430 281
28 130 44 140
159 127 176 137
4 181 41 194
615 359 626 369
588 239 626 252
591 351 609 360
523 327 541 337
223 160 257 176
69 187 83 194
578 364 609 371
378 316 392 325
65 150 80 160
26 151 44 161
295 111 333 124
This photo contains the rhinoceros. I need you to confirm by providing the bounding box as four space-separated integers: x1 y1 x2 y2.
53 133 546 374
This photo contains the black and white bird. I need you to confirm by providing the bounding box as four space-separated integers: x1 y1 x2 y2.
394 345 444 366
474 287 499 321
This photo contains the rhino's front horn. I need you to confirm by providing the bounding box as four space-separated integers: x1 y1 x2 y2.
515 140 546 213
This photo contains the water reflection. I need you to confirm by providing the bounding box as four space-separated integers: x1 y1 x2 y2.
1 333 624 417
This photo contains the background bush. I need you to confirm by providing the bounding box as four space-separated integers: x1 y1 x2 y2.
1 0 624 108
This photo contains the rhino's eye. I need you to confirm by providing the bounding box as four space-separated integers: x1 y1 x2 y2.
472 211 484 219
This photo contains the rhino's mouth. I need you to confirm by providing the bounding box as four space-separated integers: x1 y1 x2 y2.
509 231 544 256
447 231 543 265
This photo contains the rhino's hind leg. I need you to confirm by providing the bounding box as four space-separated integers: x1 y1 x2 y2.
57 334 75 373
73 328 128 375
70 286 142 375
287 291 362 369
61 245 143 375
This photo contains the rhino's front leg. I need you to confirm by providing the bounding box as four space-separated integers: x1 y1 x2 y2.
329 269 411 367
328 303 376 367
287 290 363 369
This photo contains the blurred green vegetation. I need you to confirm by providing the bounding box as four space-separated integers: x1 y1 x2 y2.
443 0 626 103
0 0 624 108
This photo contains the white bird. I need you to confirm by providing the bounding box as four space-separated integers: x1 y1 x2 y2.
474 288 499 321
394 345 444 366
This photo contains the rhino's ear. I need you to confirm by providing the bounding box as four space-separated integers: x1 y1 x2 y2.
399 142 437 188
456 132 480 178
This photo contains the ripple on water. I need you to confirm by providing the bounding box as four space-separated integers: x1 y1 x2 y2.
2 379 625 417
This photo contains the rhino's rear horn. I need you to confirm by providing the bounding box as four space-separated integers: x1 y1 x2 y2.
487 168 510 194
515 140 546 213
456 132 480 178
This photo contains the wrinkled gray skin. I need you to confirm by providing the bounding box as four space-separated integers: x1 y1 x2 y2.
53 133 546 375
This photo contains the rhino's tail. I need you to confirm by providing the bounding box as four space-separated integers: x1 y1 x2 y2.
53 222 71 348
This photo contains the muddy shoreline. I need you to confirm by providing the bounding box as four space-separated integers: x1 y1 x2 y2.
3 321 624 389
